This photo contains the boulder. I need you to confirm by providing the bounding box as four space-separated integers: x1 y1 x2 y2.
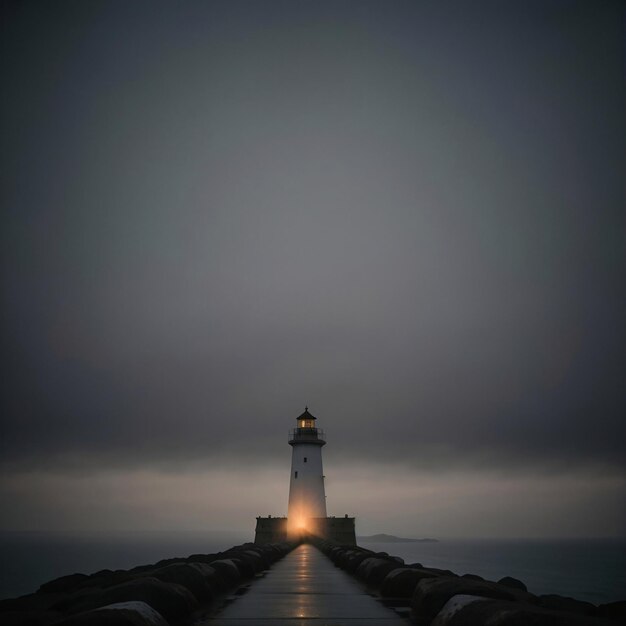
129 565 158 574
207 559 241 589
186 563 220 591
430 594 487 625
538 594 597 616
380 567 439 598
265 543 287 560
356 557 400 586
53 577 196 623
598 600 626 622
327 546 344 563
55 601 169 626
236 550 267 573
343 551 373 573
332 549 350 565
498 575 527 592
411 575 533 625
93 569 115 577
436 596 615 626
153 557 186 569
461 574 484 582
424 566 457 577
185 553 218 564
252 549 269 569
149 563 215 602
101 579 196 621
336 549 370 569
0 592 65 613
227 556 255 579
0 610 61 626
217 549 260 578
50 587 106 613
38 574 89 594
87 570 134 590
249 546 277 565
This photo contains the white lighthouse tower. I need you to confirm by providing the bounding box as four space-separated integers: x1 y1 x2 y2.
253 407 355 545
287 407 327 533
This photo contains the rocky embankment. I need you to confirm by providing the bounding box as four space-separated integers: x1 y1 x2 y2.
0 540 298 626
313 539 626 626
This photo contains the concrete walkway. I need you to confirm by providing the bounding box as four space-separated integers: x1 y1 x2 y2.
201 543 409 625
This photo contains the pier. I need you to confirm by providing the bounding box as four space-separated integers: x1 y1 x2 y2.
203 543 409 625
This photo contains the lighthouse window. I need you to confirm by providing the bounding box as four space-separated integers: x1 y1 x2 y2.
304 457 307 463
295 471 298 478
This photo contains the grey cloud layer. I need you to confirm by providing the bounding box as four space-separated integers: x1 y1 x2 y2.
1 1 625 475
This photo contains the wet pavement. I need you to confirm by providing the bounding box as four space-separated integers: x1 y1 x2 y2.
200 543 409 625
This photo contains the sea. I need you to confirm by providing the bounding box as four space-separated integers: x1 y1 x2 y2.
1 532 624 605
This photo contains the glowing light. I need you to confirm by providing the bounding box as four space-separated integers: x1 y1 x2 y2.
288 506 312 537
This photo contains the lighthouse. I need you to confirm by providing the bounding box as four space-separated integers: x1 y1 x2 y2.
287 407 327 532
253 407 355 545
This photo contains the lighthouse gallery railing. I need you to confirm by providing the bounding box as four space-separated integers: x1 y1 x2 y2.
288 428 326 443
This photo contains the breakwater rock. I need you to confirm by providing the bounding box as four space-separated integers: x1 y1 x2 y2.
0 540 298 626
312 538 626 625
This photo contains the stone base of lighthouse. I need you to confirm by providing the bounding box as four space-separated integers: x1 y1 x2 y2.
254 515 356 545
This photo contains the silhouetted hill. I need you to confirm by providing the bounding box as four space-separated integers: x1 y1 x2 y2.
357 533 438 543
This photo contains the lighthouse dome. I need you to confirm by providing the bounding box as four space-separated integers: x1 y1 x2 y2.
297 407 316 421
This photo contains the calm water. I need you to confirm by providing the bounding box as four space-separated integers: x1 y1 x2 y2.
1 532 624 604
360 538 626 604
0 530 249 601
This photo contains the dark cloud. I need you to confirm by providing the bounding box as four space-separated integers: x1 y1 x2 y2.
1 0 625 497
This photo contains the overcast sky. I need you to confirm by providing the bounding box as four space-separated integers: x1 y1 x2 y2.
1 0 625 537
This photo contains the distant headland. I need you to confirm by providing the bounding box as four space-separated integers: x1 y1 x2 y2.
357 533 439 543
